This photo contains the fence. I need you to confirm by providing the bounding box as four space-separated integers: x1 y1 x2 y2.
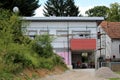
101 62 120 71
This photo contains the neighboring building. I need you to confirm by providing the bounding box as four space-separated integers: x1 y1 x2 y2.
98 21 120 60
23 17 104 68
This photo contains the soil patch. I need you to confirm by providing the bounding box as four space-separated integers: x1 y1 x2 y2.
38 69 108 80
18 66 67 79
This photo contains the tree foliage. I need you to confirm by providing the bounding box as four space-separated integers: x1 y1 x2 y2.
85 6 109 18
43 0 80 16
107 2 120 22
32 34 54 58
0 0 40 16
0 9 27 44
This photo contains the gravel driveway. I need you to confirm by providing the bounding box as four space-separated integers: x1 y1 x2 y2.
37 69 108 80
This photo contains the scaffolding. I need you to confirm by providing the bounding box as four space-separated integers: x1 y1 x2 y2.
26 26 98 67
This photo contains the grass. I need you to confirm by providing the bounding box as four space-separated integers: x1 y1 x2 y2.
109 72 120 80
109 78 120 80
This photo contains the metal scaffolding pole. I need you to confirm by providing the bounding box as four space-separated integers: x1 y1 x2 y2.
67 22 70 65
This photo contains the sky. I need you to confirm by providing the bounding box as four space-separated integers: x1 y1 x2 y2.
34 0 120 17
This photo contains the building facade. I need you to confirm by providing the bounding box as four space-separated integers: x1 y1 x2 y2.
98 21 120 60
23 17 104 68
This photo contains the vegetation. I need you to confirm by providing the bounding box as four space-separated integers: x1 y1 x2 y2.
109 72 120 80
0 9 67 79
0 0 40 16
107 2 120 22
85 6 109 19
43 0 80 16
109 78 120 80
31 35 54 58
85 2 120 22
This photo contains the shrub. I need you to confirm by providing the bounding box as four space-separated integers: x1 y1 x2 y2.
4 43 40 72
52 54 64 65
0 71 14 80
31 34 54 58
39 57 54 70
51 54 67 68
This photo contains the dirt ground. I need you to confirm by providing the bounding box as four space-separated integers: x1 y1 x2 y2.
37 69 108 80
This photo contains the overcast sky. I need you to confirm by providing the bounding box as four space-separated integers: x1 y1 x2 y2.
34 0 120 17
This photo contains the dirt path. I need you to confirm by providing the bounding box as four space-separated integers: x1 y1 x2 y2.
37 69 108 80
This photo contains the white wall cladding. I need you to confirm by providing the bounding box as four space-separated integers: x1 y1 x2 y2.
111 39 120 58
27 22 97 28
27 21 97 35
26 21 98 49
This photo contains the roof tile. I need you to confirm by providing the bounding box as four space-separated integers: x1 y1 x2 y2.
100 21 120 39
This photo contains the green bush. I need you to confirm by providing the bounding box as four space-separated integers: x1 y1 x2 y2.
3 43 40 72
31 35 54 58
52 54 64 65
39 58 54 70
51 54 67 69
38 54 67 70
0 71 14 80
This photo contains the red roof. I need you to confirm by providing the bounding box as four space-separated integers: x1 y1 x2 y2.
100 21 120 39
70 39 96 51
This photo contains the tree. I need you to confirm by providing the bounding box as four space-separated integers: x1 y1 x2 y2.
85 6 109 18
43 0 80 16
0 9 40 74
107 2 120 22
0 0 40 16
0 9 28 44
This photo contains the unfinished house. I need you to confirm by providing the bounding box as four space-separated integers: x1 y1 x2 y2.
23 17 104 69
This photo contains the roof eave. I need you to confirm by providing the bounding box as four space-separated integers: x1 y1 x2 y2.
22 17 104 22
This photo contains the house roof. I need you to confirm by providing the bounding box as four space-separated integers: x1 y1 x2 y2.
70 39 96 51
23 17 104 23
100 21 120 39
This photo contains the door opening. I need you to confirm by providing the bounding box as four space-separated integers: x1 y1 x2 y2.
72 51 95 69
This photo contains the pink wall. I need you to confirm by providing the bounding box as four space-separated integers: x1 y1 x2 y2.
57 52 71 65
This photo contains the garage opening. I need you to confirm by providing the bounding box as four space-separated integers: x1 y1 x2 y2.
72 51 95 69
70 39 96 69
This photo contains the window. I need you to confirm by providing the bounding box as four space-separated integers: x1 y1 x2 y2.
28 30 37 39
79 34 83 37
72 30 91 38
28 30 37 35
39 30 49 35
97 32 101 39
29 35 35 39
